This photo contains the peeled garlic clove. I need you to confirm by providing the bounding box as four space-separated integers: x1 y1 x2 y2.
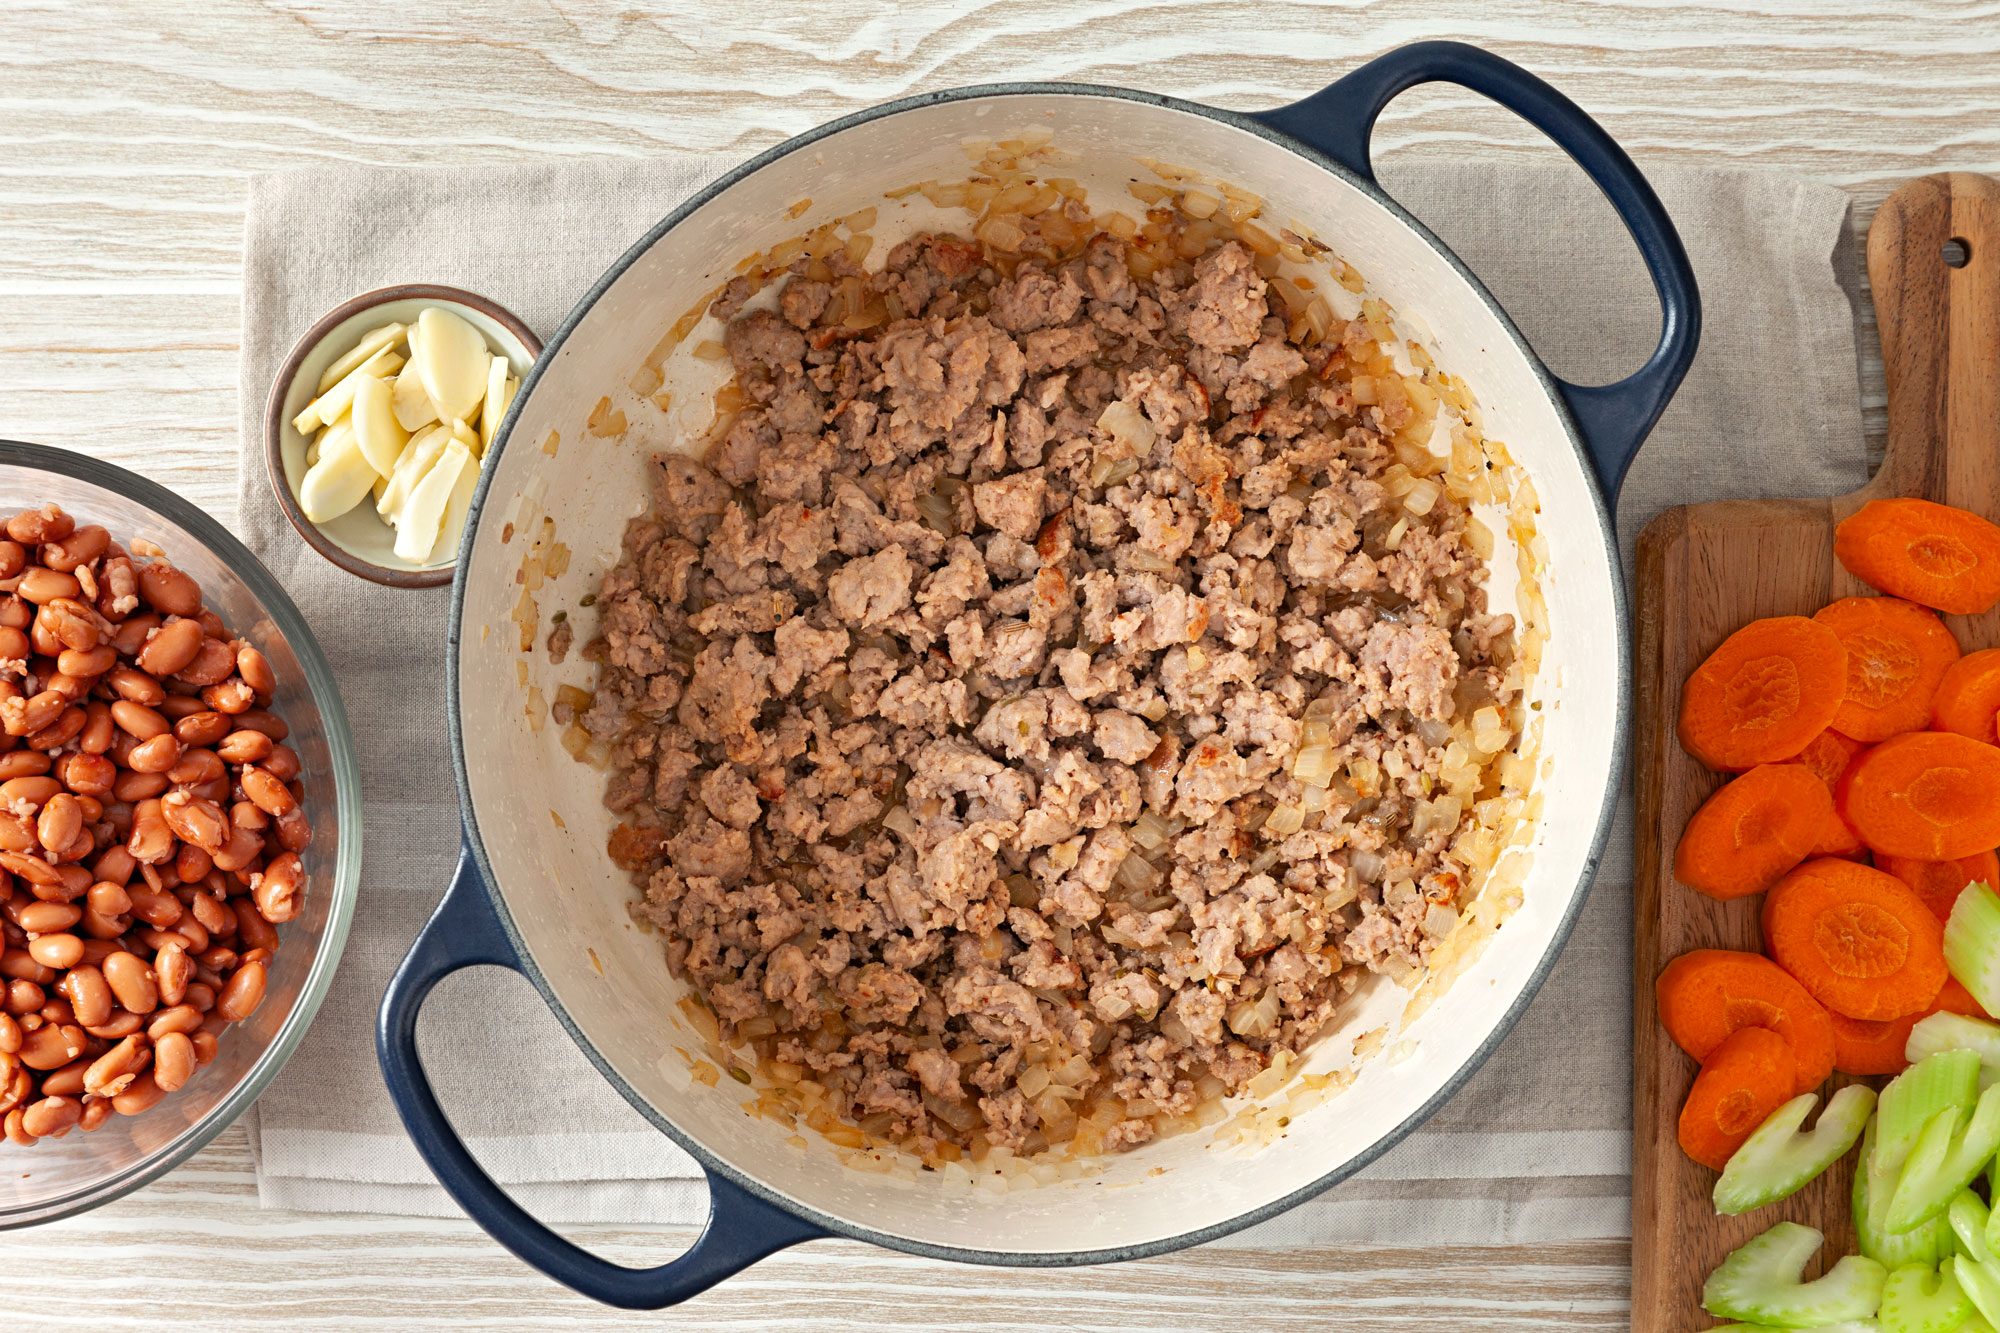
351 373 410 477
315 321 407 394
379 422 449 521
297 420 376 523
434 440 482 564
391 358 439 433
394 439 473 563
414 308 489 422
478 354 510 450
292 346 403 436
448 416 480 455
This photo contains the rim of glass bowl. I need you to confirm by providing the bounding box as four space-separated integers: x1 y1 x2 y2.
0 438 362 1228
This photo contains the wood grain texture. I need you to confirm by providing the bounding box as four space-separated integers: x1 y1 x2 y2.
4 0 1998 1324
1631 173 2000 1329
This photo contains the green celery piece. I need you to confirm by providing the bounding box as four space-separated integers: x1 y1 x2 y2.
1704 1221 1888 1326
1946 883 2000 1019
1958 1255 2000 1327
1705 1325 1884 1331
1859 1117 1955 1267
1717 1086 1877 1215
1989 1160 2000 1258
1907 1014 2000 1076
1704 1320 1888 1328
1881 1259 1974 1333
1954 1191 1995 1265
1881 1052 1985 1170
1889 1086 2000 1233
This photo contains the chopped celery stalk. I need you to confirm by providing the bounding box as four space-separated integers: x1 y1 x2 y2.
1703 1221 1888 1326
1947 883 2000 1019
1859 1117 1955 1267
1889 1086 2000 1234
1908 1013 2000 1075
1989 1159 2000 1258
1704 1325 1885 1332
1881 1051 1985 1169
1704 1320 1888 1328
1959 1255 2000 1327
1717 1086 1877 1215
1954 1191 1996 1265
1881 1258 1974 1333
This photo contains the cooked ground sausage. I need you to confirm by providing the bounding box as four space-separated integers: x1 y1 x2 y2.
579 210 1519 1162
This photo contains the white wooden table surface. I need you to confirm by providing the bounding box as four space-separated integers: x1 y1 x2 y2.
2 2 1995 1326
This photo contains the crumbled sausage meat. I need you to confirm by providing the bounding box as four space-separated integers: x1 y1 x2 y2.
583 222 1518 1163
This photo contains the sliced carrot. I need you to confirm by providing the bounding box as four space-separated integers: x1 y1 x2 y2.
1793 729 1872 858
1932 647 2000 743
1674 765 1833 899
1810 596 1960 741
1678 616 1848 771
1657 949 1836 1095
1794 728 1866 789
1836 498 2000 615
1829 1010 1922 1077
1841 977 2000 1076
1837 731 2000 860
1761 857 1948 1020
1878 849 2000 924
1678 1026 1798 1170
1936 976 1993 1019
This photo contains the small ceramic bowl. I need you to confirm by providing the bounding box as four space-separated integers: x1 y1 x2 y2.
264 284 540 588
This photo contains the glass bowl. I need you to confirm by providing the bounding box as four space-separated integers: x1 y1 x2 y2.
0 439 361 1228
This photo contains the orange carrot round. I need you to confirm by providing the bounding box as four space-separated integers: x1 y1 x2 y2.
1840 976 2000 1076
1811 596 1960 741
1838 730 2000 859
1657 949 1836 1095
1793 729 1871 857
1937 976 1993 1019
1835 497 2000 614
1795 728 1866 789
1678 1026 1799 1170
1829 1009 1921 1077
1933 648 2000 743
1678 616 1848 771
1761 857 1948 1020
1878 849 2000 924
1674 765 1833 899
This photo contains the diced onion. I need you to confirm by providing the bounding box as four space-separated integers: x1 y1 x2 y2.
1265 804 1304 838
1130 811 1172 851
1291 744 1334 789
916 490 958 535
1116 853 1163 893
1096 400 1157 454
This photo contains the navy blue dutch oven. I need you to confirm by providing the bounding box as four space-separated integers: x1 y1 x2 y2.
380 40 1697 1308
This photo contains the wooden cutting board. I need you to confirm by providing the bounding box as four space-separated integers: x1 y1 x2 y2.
1631 172 2000 1328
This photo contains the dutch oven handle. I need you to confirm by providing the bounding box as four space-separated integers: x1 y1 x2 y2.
1252 40 1701 501
376 844 827 1310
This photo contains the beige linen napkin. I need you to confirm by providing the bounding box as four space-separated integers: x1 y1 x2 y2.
236 154 1862 1244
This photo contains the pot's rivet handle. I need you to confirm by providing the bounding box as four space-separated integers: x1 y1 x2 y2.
1251 40 1702 508
375 842 827 1308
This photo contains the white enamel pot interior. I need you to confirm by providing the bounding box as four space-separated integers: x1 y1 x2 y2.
397 47 1697 1307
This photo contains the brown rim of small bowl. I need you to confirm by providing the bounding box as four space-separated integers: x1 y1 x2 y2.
263 283 543 590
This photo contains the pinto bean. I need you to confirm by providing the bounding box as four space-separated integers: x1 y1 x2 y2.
134 618 203 678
